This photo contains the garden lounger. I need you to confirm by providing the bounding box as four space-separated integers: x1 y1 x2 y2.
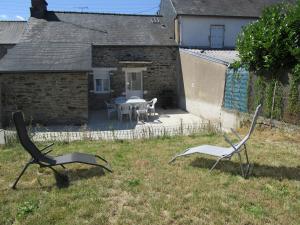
11 111 112 189
169 105 262 178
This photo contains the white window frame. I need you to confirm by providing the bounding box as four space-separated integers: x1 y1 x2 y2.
93 68 116 94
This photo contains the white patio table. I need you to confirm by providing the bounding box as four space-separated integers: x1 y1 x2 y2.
114 98 146 105
114 98 147 121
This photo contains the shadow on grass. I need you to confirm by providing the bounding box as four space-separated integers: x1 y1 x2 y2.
54 167 105 188
54 172 70 189
66 167 105 180
3 167 106 191
190 158 300 181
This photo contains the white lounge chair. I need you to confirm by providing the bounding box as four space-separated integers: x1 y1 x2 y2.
169 105 262 178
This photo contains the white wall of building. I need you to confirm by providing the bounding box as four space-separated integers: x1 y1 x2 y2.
179 16 255 48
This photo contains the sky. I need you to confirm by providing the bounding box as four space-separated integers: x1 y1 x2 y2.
0 0 161 21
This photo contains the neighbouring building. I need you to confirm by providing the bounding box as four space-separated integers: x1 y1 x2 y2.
160 0 296 49
160 0 295 129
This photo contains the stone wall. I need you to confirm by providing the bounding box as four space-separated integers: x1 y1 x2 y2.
0 44 15 60
0 72 88 126
91 46 179 110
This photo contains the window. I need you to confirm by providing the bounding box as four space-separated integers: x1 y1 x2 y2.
95 78 110 93
93 68 116 94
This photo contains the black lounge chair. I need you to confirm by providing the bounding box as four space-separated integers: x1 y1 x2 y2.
11 111 112 189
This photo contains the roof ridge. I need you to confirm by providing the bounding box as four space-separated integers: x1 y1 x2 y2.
49 10 162 17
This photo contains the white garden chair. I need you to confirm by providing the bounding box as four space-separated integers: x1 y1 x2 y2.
169 105 262 178
105 101 117 120
136 102 149 122
147 98 157 116
118 103 132 122
129 96 141 99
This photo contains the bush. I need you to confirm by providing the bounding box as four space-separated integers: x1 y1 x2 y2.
237 1 299 75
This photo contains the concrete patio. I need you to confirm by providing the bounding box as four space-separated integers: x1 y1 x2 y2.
87 109 204 131
21 109 218 142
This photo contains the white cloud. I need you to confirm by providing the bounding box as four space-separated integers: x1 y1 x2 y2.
16 15 25 21
0 14 8 20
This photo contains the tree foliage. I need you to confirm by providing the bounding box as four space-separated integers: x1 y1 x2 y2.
236 0 300 76
288 0 300 63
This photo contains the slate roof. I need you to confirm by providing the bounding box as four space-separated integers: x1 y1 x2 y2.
0 21 27 44
170 0 296 17
0 12 176 72
0 42 91 72
180 48 239 65
21 12 176 46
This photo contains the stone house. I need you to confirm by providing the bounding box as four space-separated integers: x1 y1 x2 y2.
0 21 26 59
0 0 294 128
159 0 296 129
0 21 27 127
0 0 178 126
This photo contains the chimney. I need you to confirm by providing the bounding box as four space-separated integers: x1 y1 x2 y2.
30 0 48 19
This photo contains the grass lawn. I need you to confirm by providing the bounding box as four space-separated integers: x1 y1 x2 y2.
0 129 299 225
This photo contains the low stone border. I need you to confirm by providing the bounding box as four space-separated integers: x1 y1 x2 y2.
240 113 300 133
